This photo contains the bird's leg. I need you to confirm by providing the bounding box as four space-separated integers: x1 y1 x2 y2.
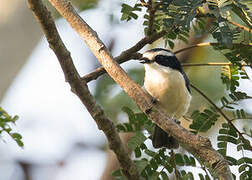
170 115 181 125
151 97 158 104
173 119 181 125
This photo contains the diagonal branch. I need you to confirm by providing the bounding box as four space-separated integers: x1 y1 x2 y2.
45 0 233 179
27 0 140 179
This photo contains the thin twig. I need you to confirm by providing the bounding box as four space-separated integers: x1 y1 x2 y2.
182 62 249 67
170 150 180 179
27 0 140 179
182 62 231 67
190 84 252 151
228 20 252 34
140 0 148 7
173 42 252 54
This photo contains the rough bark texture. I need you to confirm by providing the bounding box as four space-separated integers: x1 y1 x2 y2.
28 0 233 179
27 0 140 179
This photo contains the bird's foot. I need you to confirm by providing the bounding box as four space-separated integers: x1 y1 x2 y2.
172 119 181 125
145 98 158 114
151 97 158 104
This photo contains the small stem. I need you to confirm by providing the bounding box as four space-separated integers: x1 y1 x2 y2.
182 62 249 67
140 0 148 7
227 19 252 34
174 42 252 54
170 150 180 179
182 62 231 67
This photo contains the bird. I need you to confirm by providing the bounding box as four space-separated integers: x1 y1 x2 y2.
140 48 191 149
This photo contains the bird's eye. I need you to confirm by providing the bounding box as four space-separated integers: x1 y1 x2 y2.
139 57 152 64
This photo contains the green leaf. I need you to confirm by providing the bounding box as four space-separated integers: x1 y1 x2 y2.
149 171 159 180
150 158 158 170
225 156 237 165
238 164 250 173
160 171 169 180
116 124 126 132
218 148 226 156
217 135 238 145
16 140 24 147
190 109 219 133
237 157 252 165
128 131 147 150
144 149 157 157
199 174 204 180
240 171 249 180
112 169 122 177
135 159 148 173
168 40 175 49
182 172 194 180
11 133 22 140
122 106 135 123
175 153 184 166
134 147 141 158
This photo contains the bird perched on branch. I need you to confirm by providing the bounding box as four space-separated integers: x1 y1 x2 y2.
140 48 191 149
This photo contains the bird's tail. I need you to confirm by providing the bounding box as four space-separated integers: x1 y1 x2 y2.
152 125 179 149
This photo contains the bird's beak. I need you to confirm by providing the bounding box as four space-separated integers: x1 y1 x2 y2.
139 57 152 64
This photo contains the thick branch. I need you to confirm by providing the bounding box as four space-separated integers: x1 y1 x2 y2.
27 0 139 179
46 0 233 179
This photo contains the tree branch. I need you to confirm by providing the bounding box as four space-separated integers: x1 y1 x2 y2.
27 0 140 179
147 0 154 36
82 31 166 82
45 0 234 179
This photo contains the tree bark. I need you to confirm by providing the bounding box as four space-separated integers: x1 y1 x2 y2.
27 0 140 179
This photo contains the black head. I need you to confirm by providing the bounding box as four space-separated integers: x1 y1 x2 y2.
140 48 182 72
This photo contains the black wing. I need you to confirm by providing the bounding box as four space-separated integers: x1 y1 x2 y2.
181 71 191 93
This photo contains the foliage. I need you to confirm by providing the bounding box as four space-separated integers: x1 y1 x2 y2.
114 107 199 179
0 107 23 147
108 0 252 179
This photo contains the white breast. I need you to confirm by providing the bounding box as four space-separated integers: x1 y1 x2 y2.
144 63 191 119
